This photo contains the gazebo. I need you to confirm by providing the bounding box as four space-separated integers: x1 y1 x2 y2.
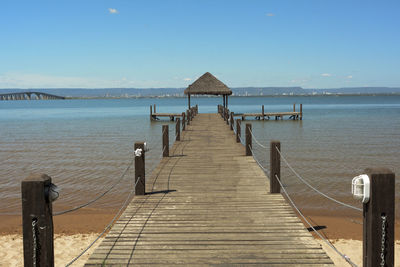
184 72 232 110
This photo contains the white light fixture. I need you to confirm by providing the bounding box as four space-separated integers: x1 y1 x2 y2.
351 174 370 203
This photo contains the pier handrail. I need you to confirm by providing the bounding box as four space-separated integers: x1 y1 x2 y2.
275 146 362 212
274 173 358 267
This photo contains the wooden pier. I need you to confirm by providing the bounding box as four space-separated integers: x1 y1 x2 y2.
85 113 332 266
150 104 198 121
231 104 303 120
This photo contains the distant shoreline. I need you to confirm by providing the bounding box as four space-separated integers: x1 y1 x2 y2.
64 93 400 100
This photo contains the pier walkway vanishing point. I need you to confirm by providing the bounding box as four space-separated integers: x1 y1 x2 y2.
86 113 333 266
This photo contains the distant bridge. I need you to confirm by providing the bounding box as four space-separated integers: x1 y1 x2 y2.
0 91 66 100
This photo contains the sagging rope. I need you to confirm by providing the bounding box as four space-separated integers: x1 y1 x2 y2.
249 128 268 149
65 176 142 266
275 146 362 212
249 146 270 179
54 158 134 216
275 174 359 267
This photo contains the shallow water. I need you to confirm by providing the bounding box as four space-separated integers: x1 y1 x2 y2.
0 96 399 218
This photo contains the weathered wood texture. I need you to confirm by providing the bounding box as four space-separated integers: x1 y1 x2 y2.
134 142 145 195
86 114 333 266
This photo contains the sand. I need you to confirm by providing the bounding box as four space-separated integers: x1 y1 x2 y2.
0 234 103 267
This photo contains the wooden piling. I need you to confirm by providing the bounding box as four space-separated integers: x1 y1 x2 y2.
22 174 54 267
262 105 265 121
245 124 252 156
134 142 146 195
363 168 394 267
300 104 303 120
162 125 169 157
150 105 153 121
176 118 180 141
182 112 186 131
230 112 234 130
236 119 241 143
293 103 296 112
154 104 156 113
186 110 190 125
270 141 281 193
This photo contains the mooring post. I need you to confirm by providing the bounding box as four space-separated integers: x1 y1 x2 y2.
230 112 234 130
154 104 156 113
22 174 55 267
293 103 296 112
176 118 180 141
245 123 252 156
182 112 186 131
262 105 265 121
363 168 394 267
236 119 241 143
300 104 303 120
162 125 169 157
150 105 153 121
270 141 281 193
134 142 145 195
186 110 190 125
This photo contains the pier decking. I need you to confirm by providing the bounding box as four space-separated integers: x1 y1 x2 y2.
85 113 332 266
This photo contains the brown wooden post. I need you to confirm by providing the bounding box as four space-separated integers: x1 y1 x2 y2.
300 104 303 120
262 105 265 120
270 141 281 193
22 174 54 267
134 142 145 195
363 168 395 267
225 109 229 125
293 103 296 112
182 112 186 131
236 119 241 143
150 105 153 121
176 118 180 141
245 124 252 156
188 94 191 110
162 125 169 157
230 112 234 130
196 104 198 115
154 104 156 113
186 110 190 125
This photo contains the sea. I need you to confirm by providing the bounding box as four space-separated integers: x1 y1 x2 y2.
0 95 399 219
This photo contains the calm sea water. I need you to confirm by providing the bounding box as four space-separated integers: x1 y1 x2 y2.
0 96 399 218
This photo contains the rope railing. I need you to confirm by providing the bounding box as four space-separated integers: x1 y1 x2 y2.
65 175 142 266
54 158 134 216
275 146 362 212
274 174 358 267
249 128 267 149
249 146 270 179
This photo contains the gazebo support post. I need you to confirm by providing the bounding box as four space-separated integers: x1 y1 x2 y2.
188 94 191 110
226 95 228 108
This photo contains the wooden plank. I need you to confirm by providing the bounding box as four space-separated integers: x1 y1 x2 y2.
85 113 332 266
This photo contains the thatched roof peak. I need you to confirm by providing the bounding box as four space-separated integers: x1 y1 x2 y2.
184 72 232 95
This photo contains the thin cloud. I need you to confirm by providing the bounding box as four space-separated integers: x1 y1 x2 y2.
183 78 192 82
108 8 118 14
266 13 275 17
346 75 353 79
321 73 332 77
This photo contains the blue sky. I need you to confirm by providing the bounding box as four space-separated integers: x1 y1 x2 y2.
1 0 399 89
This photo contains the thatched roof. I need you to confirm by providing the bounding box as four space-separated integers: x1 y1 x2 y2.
184 72 232 95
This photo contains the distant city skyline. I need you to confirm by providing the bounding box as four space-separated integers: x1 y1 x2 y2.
1 0 399 89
